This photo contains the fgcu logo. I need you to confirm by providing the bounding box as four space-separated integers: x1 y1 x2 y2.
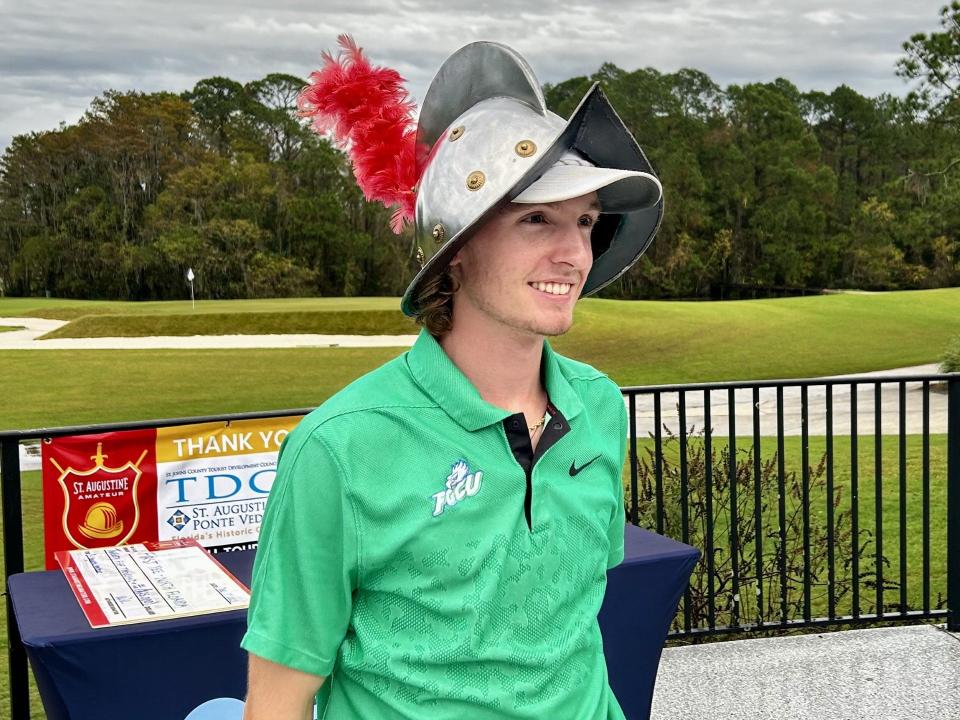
431 459 483 517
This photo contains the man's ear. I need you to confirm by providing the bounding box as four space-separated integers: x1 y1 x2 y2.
449 268 462 288
448 251 463 283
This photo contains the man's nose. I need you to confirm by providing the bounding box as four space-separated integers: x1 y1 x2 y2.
551 220 593 267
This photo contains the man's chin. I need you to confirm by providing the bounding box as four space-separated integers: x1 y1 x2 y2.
531 315 574 338
476 302 575 339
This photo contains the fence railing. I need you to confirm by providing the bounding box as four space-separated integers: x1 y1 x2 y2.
1 372 958 718
622 373 959 640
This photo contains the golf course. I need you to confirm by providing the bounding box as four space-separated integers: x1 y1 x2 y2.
0 287 957 717
2 288 957 429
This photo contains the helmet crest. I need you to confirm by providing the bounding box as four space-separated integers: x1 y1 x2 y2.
298 34 426 233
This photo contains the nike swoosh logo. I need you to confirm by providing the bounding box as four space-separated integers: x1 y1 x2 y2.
569 455 601 476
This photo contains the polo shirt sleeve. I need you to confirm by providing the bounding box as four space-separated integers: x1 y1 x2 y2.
607 384 627 570
241 423 360 677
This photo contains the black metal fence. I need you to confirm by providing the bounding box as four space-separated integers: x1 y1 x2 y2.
622 373 960 639
1 372 958 718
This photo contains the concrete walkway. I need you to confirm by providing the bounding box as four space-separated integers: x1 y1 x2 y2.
0 317 418 349
651 624 960 719
631 364 949 437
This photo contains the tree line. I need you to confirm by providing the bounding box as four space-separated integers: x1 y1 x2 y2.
2 5 959 301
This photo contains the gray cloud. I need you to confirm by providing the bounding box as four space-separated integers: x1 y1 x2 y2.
0 0 947 152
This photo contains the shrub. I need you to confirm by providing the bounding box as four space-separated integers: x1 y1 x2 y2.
939 335 960 373
628 425 898 634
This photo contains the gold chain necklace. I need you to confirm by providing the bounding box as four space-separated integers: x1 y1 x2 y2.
527 410 548 433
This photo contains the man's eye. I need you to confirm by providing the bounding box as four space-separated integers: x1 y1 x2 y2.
523 213 546 224
579 215 596 227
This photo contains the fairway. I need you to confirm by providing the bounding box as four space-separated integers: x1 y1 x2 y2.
2 290 958 377
38 310 418 338
0 295 399 319
552 287 958 384
2 347 402 430
1 288 957 430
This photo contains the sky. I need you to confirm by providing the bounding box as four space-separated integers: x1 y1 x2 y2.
0 0 949 153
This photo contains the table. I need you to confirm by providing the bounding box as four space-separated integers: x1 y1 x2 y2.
599 526 701 718
9 525 699 720
10 551 253 720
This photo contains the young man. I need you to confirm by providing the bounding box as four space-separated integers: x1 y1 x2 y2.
241 40 663 720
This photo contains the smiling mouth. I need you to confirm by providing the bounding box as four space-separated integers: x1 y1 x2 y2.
529 281 573 296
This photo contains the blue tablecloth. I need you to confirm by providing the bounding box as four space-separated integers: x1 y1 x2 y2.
599 526 701 718
9 525 698 720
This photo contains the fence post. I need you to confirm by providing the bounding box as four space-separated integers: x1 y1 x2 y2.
948 378 960 632
1 438 30 719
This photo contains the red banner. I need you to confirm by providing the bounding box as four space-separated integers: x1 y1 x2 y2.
40 417 301 569
42 429 159 569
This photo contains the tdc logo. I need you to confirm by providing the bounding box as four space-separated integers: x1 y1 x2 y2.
431 459 483 517
167 510 190 532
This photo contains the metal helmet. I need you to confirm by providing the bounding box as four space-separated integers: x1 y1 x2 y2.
400 41 664 317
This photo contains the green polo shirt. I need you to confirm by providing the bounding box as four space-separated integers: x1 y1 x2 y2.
242 329 628 719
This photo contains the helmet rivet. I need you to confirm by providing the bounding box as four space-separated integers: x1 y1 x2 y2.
415 246 425 268
466 171 486 191
449 125 465 141
431 223 446 244
515 140 537 157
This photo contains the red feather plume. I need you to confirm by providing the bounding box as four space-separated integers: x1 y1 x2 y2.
298 34 425 234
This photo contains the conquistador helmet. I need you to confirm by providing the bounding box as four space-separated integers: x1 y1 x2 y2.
299 38 664 317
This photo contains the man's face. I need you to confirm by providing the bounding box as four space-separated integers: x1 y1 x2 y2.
449 191 599 339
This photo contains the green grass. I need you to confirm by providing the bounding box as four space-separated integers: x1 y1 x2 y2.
551 287 960 384
626 432 950 627
0 326 23 333
0 296 398 320
3 287 956 385
39 310 418 338
0 287 956 432
0 347 402 431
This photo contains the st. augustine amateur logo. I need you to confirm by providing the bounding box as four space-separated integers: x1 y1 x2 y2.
49 442 146 550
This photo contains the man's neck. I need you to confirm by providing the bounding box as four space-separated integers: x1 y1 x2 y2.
438 321 547 415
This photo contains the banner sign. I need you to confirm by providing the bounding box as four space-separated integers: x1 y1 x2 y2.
42 416 301 569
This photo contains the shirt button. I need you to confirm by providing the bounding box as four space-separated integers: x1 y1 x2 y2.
553 422 563 430
511 419 520 428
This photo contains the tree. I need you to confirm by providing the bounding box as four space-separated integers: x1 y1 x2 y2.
712 81 835 287
245 73 311 163
3 50 958 302
82 91 197 240
897 1 960 125
182 77 257 156
845 197 912 288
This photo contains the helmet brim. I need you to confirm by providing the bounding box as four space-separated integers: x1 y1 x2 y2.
513 164 662 213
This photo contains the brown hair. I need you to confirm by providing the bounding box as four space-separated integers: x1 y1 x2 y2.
412 269 459 337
